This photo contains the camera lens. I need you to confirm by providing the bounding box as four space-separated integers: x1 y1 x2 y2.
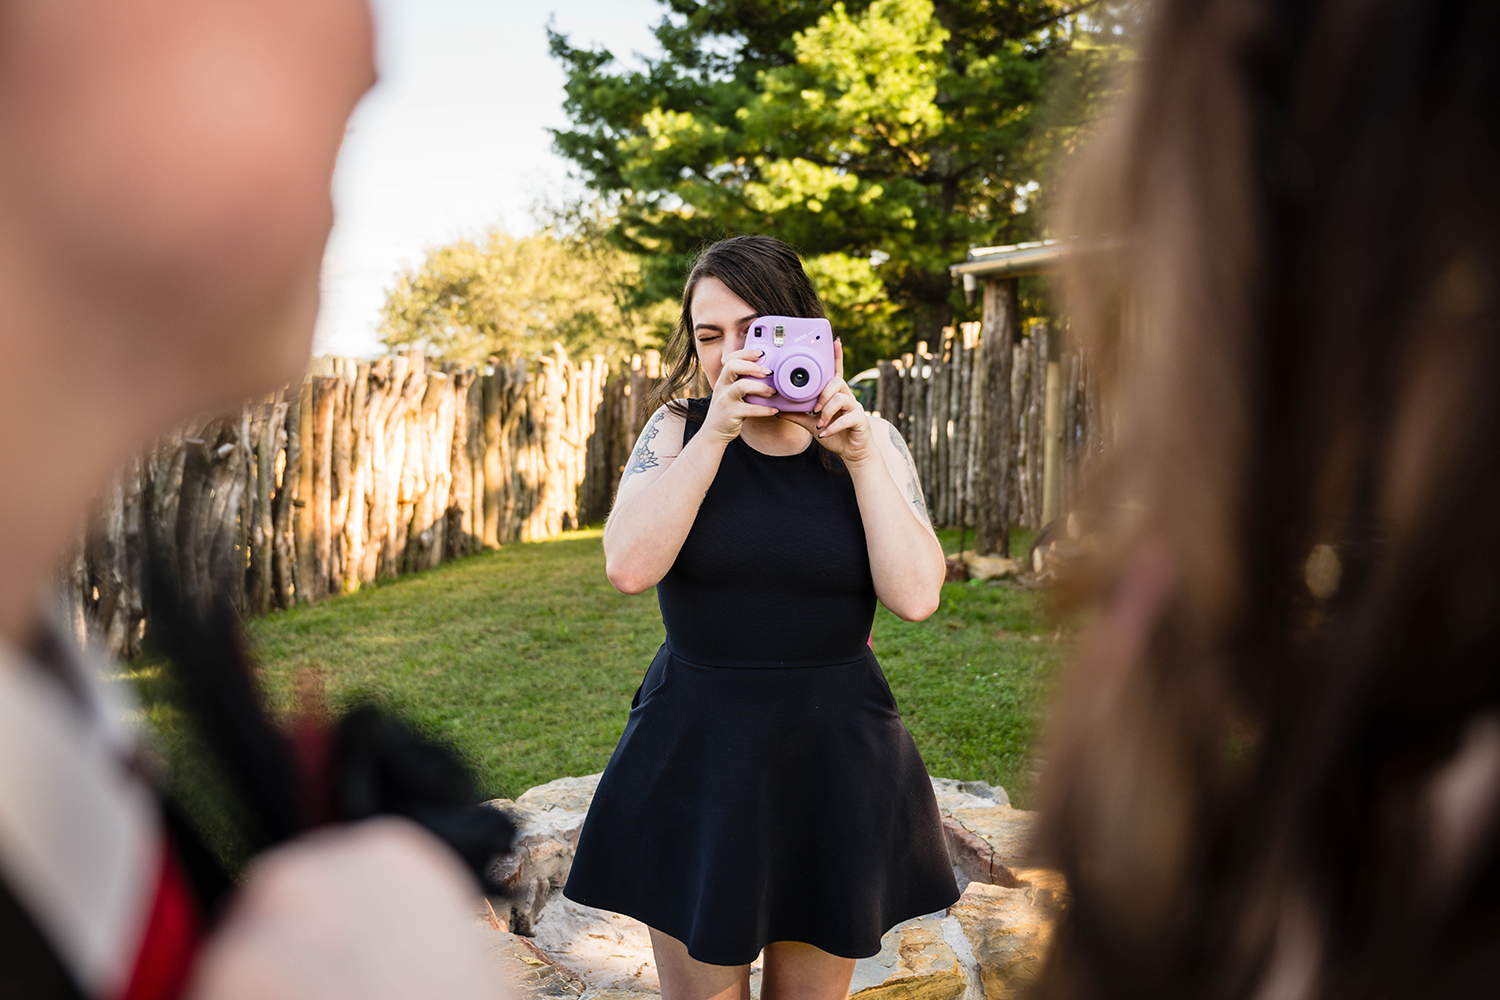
790 367 810 388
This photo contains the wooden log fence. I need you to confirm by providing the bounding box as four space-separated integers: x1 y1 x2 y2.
873 321 1105 537
70 322 1098 659
70 346 658 659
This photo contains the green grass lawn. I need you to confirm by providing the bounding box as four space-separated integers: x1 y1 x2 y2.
884 526 1065 804
131 525 1066 851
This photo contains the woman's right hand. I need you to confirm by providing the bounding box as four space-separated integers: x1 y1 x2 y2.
700 347 780 444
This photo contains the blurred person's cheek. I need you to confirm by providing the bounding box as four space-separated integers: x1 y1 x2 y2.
0 0 375 407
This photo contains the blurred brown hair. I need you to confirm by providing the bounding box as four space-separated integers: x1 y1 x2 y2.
1035 1 1500 997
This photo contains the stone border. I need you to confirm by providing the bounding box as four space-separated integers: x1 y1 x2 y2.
477 775 1064 1000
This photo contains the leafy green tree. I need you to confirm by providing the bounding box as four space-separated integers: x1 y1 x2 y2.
549 0 1130 365
379 220 676 364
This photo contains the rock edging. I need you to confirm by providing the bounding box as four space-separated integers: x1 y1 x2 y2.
479 774 1062 1000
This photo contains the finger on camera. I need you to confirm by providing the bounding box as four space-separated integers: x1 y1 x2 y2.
818 387 852 411
816 395 853 427
727 379 773 400
715 348 763 375
729 353 774 373
717 374 764 399
731 379 776 401
718 349 764 372
818 411 866 440
815 378 851 410
725 357 772 379
736 368 777 388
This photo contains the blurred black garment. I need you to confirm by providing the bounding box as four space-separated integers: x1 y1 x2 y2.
142 550 515 912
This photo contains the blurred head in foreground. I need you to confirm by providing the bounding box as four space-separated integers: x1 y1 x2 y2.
1038 1 1500 997
0 0 374 643
0 9 516 1000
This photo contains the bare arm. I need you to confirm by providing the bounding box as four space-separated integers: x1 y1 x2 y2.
845 416 945 620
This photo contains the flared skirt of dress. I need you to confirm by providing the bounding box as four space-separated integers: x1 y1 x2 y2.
562 644 960 966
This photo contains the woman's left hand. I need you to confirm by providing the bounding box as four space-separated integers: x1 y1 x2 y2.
778 339 877 465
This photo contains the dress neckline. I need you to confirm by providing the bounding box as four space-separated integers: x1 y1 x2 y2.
733 435 817 460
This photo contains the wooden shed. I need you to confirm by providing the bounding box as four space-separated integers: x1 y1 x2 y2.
947 240 1085 556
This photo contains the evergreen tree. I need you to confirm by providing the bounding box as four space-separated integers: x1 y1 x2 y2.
549 0 1130 364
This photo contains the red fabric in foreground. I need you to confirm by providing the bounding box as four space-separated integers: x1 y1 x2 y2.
120 843 200 1000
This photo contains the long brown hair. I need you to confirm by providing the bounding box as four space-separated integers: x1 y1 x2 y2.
1036 1 1500 998
650 235 827 414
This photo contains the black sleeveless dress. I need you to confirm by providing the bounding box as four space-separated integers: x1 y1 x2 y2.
562 401 959 965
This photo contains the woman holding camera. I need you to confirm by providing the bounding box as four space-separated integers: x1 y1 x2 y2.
564 236 958 1000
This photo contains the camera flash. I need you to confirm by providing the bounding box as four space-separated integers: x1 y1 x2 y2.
774 324 785 346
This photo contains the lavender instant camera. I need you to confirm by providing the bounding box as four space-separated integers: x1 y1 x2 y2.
742 315 836 413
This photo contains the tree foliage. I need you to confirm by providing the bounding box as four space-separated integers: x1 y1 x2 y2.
549 0 1133 364
379 218 676 364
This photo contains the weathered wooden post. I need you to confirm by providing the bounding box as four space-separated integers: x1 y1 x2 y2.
328 370 354 593
955 323 977 530
272 395 299 607
481 362 502 549
248 394 281 614
1040 322 1063 527
343 363 371 593
1030 330 1047 528
447 366 476 561
502 358 529 543
391 353 428 570
309 376 338 600
584 355 608 524
464 366 486 552
973 278 1018 556
1009 339 1028 527
361 357 399 582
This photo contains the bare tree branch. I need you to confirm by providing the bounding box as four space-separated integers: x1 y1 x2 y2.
1029 0 1108 34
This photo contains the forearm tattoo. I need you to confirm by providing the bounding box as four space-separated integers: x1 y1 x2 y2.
625 411 664 478
887 425 932 527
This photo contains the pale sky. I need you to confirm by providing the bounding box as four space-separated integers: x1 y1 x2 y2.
314 0 666 358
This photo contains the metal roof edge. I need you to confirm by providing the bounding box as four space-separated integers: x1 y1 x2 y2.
948 239 1071 279
948 237 1125 280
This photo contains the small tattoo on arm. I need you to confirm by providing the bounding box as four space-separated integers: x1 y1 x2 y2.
625 412 664 478
887 424 914 464
909 477 933 526
887 425 932 526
